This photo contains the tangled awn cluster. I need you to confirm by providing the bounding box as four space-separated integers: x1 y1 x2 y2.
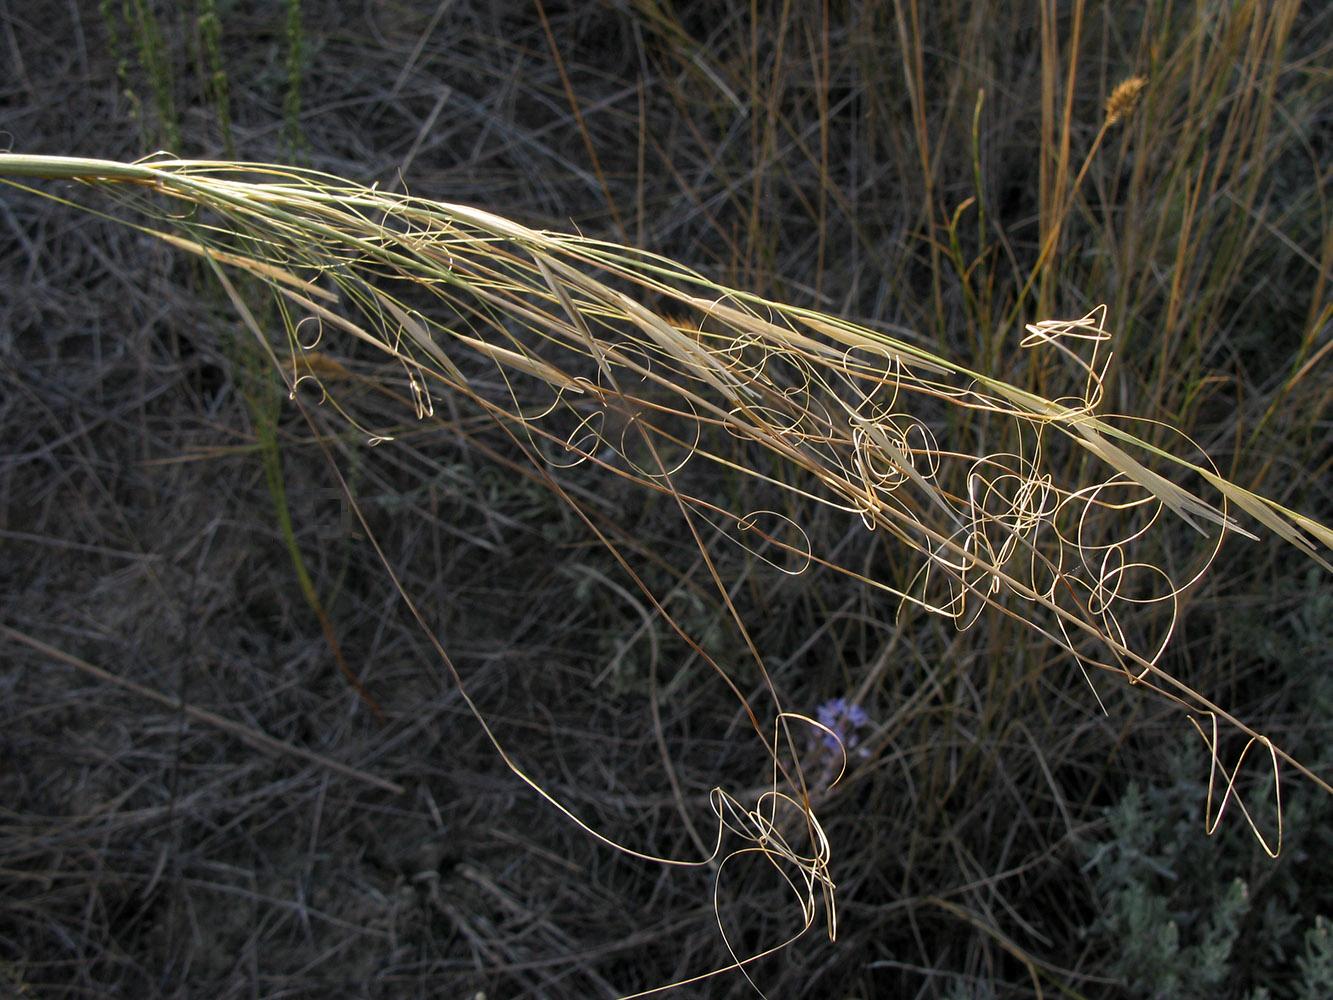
4 152 1330 989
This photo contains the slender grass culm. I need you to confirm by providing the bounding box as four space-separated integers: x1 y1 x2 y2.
2 152 1330 995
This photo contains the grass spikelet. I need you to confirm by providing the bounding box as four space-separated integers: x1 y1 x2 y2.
1105 75 1148 125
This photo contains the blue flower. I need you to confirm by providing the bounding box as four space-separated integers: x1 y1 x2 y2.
815 698 872 755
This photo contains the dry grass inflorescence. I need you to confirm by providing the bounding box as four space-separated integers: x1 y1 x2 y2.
2 1 1331 997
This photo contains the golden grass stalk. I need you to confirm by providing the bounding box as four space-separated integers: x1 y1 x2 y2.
3 150 1328 980
5 149 1329 737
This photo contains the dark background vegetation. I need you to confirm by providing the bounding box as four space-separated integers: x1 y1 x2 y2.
2 1 1331 997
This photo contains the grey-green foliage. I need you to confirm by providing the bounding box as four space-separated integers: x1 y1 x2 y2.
1296 917 1333 1000
98 0 180 149
1081 574 1333 998
196 0 234 156
1083 778 1249 998
283 0 303 155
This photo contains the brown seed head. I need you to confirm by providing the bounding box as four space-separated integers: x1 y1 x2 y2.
1105 76 1148 126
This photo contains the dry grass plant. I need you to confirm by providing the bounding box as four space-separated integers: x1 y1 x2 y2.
4 0 1332 995
3 149 1329 994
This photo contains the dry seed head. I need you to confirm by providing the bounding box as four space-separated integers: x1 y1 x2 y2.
1104 76 1147 125
663 313 707 342
301 351 353 380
